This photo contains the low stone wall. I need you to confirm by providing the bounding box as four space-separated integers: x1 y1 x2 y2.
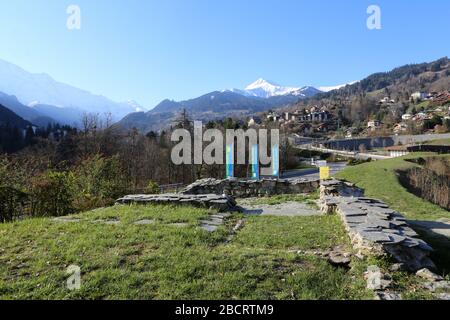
116 194 238 212
319 179 435 272
181 178 320 198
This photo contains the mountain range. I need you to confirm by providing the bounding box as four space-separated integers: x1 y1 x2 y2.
117 77 340 133
227 78 322 98
0 59 144 126
117 79 327 133
0 58 333 131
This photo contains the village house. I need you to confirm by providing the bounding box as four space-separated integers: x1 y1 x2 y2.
385 145 410 158
379 97 395 104
367 119 381 131
393 123 408 134
266 112 282 122
402 113 412 121
411 91 428 101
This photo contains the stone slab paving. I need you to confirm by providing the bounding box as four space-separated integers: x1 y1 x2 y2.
237 199 321 217
199 212 232 232
52 217 81 223
134 219 155 225
319 179 435 272
409 219 450 238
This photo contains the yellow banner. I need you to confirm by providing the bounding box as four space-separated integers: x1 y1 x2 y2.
320 166 330 180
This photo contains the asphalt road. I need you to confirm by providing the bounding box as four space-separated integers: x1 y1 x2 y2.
282 162 347 181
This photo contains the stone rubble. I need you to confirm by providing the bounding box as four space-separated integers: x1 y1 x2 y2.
199 212 232 233
319 179 435 272
181 178 320 198
116 193 238 212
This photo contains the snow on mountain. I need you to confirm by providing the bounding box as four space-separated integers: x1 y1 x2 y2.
226 79 322 99
123 100 147 112
0 58 138 122
244 78 302 98
318 81 358 92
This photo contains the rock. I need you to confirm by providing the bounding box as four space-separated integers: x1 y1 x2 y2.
416 268 444 282
365 266 392 290
116 193 238 212
359 231 392 243
434 293 450 300
376 291 402 300
181 178 320 198
199 224 218 232
389 263 405 272
328 248 352 267
422 281 450 292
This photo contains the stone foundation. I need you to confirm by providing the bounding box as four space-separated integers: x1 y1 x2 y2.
319 179 435 272
181 178 320 198
116 194 238 212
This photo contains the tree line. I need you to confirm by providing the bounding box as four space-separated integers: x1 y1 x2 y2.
0 112 296 222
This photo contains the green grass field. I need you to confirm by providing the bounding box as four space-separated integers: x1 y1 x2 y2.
0 203 434 300
427 138 450 146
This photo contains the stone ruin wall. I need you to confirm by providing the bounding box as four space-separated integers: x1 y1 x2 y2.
319 179 435 272
181 178 320 198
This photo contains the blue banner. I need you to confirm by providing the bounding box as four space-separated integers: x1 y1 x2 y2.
226 143 234 178
272 143 279 177
251 144 259 180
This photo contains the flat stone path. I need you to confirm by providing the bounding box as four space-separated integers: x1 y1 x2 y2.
237 199 321 217
199 212 232 232
410 219 450 238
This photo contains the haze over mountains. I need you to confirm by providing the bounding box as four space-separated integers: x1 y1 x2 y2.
0 59 144 126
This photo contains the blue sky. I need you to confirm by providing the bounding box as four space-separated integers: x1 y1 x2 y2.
0 0 449 108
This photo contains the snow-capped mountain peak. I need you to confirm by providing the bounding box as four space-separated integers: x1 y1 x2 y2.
244 78 300 98
224 79 323 99
245 78 279 90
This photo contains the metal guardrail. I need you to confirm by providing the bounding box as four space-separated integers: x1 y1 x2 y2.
159 183 186 193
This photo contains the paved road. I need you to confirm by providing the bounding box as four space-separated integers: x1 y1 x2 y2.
282 162 347 181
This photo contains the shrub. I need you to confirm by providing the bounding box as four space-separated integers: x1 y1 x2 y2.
0 157 30 222
72 155 128 211
145 180 160 194
30 171 74 217
0 187 29 222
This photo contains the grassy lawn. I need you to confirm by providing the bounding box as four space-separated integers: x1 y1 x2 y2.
336 153 450 221
426 138 450 146
336 153 450 275
0 203 433 300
